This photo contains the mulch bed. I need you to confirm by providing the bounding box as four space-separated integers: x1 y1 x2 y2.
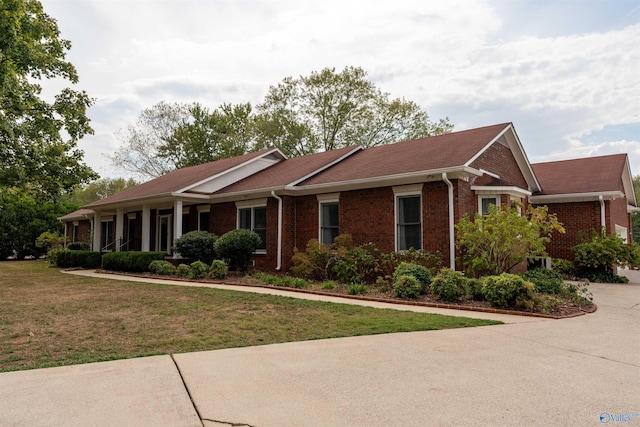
97 270 597 320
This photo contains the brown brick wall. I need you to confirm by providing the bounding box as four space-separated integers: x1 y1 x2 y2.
470 142 529 188
341 187 396 253
608 197 632 243
543 201 601 261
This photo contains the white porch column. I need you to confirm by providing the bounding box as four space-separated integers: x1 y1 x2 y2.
93 210 102 252
173 200 183 258
115 208 124 251
141 205 151 252
63 222 68 248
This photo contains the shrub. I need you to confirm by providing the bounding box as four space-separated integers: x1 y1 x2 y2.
482 273 535 309
291 239 336 280
393 275 423 300
208 260 228 280
214 229 261 273
573 229 640 280
101 252 165 272
347 284 368 295
467 278 485 301
392 262 432 295
552 258 576 279
321 280 337 290
173 231 218 264
377 248 443 278
67 242 90 251
333 245 378 284
430 269 468 302
521 268 564 294
149 260 176 276
36 231 65 252
50 249 101 268
176 264 191 278
189 261 210 279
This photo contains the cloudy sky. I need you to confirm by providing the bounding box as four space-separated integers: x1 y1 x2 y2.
41 0 640 178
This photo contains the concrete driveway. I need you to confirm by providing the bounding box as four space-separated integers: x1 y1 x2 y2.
1 272 638 426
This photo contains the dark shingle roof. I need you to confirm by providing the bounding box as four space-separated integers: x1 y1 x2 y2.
299 123 511 186
532 154 627 195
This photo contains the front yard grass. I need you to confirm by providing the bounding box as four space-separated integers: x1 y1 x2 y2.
0 261 500 372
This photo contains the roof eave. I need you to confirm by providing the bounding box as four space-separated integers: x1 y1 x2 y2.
530 191 625 204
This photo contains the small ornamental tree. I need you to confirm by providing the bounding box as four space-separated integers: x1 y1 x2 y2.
456 204 564 277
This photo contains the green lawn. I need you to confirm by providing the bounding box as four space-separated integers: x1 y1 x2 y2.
0 261 500 372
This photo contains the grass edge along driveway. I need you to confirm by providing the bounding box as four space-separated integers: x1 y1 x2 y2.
0 261 501 372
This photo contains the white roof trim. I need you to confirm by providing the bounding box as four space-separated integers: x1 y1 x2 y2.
177 148 287 194
622 156 637 207
530 191 625 204
464 125 511 167
628 204 640 213
471 186 532 197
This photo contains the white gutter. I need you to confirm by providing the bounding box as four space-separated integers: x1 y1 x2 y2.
442 173 456 270
599 195 606 230
271 191 283 271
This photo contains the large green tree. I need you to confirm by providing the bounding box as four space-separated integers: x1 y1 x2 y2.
255 66 453 157
157 102 254 169
0 0 96 198
111 101 254 178
61 177 138 206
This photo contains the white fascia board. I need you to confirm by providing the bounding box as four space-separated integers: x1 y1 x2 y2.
622 156 637 207
177 148 286 194
530 191 625 204
286 166 482 195
628 205 640 213
287 146 363 187
464 125 511 167
471 186 532 197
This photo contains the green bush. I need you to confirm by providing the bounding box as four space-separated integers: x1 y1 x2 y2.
176 264 191 278
67 242 90 251
393 275 423 300
392 262 432 295
521 268 564 294
101 251 165 272
50 249 101 268
321 280 337 290
291 239 336 280
173 231 218 264
552 258 576 279
377 248 443 278
214 229 261 273
189 261 210 279
430 269 468 302
482 273 535 309
333 245 378 284
149 260 176 276
208 260 228 280
573 229 640 279
347 284 368 295
467 278 485 301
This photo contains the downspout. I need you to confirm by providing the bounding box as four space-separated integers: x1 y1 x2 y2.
599 195 606 231
442 173 456 270
271 191 283 271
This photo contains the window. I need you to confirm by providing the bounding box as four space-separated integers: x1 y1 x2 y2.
479 196 499 215
238 206 267 251
396 195 422 251
320 202 339 245
198 206 210 231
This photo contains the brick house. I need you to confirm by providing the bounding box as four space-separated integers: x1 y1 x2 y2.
59 123 637 270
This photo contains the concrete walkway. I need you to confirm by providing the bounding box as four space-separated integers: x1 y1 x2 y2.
1 271 638 426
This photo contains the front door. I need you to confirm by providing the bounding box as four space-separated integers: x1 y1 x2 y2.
157 214 172 254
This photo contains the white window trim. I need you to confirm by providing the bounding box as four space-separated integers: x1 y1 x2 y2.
317 194 340 244
196 205 210 231
393 187 423 252
478 195 501 214
236 202 267 254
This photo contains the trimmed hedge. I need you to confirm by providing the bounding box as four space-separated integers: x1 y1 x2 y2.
101 251 165 272
51 250 102 268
